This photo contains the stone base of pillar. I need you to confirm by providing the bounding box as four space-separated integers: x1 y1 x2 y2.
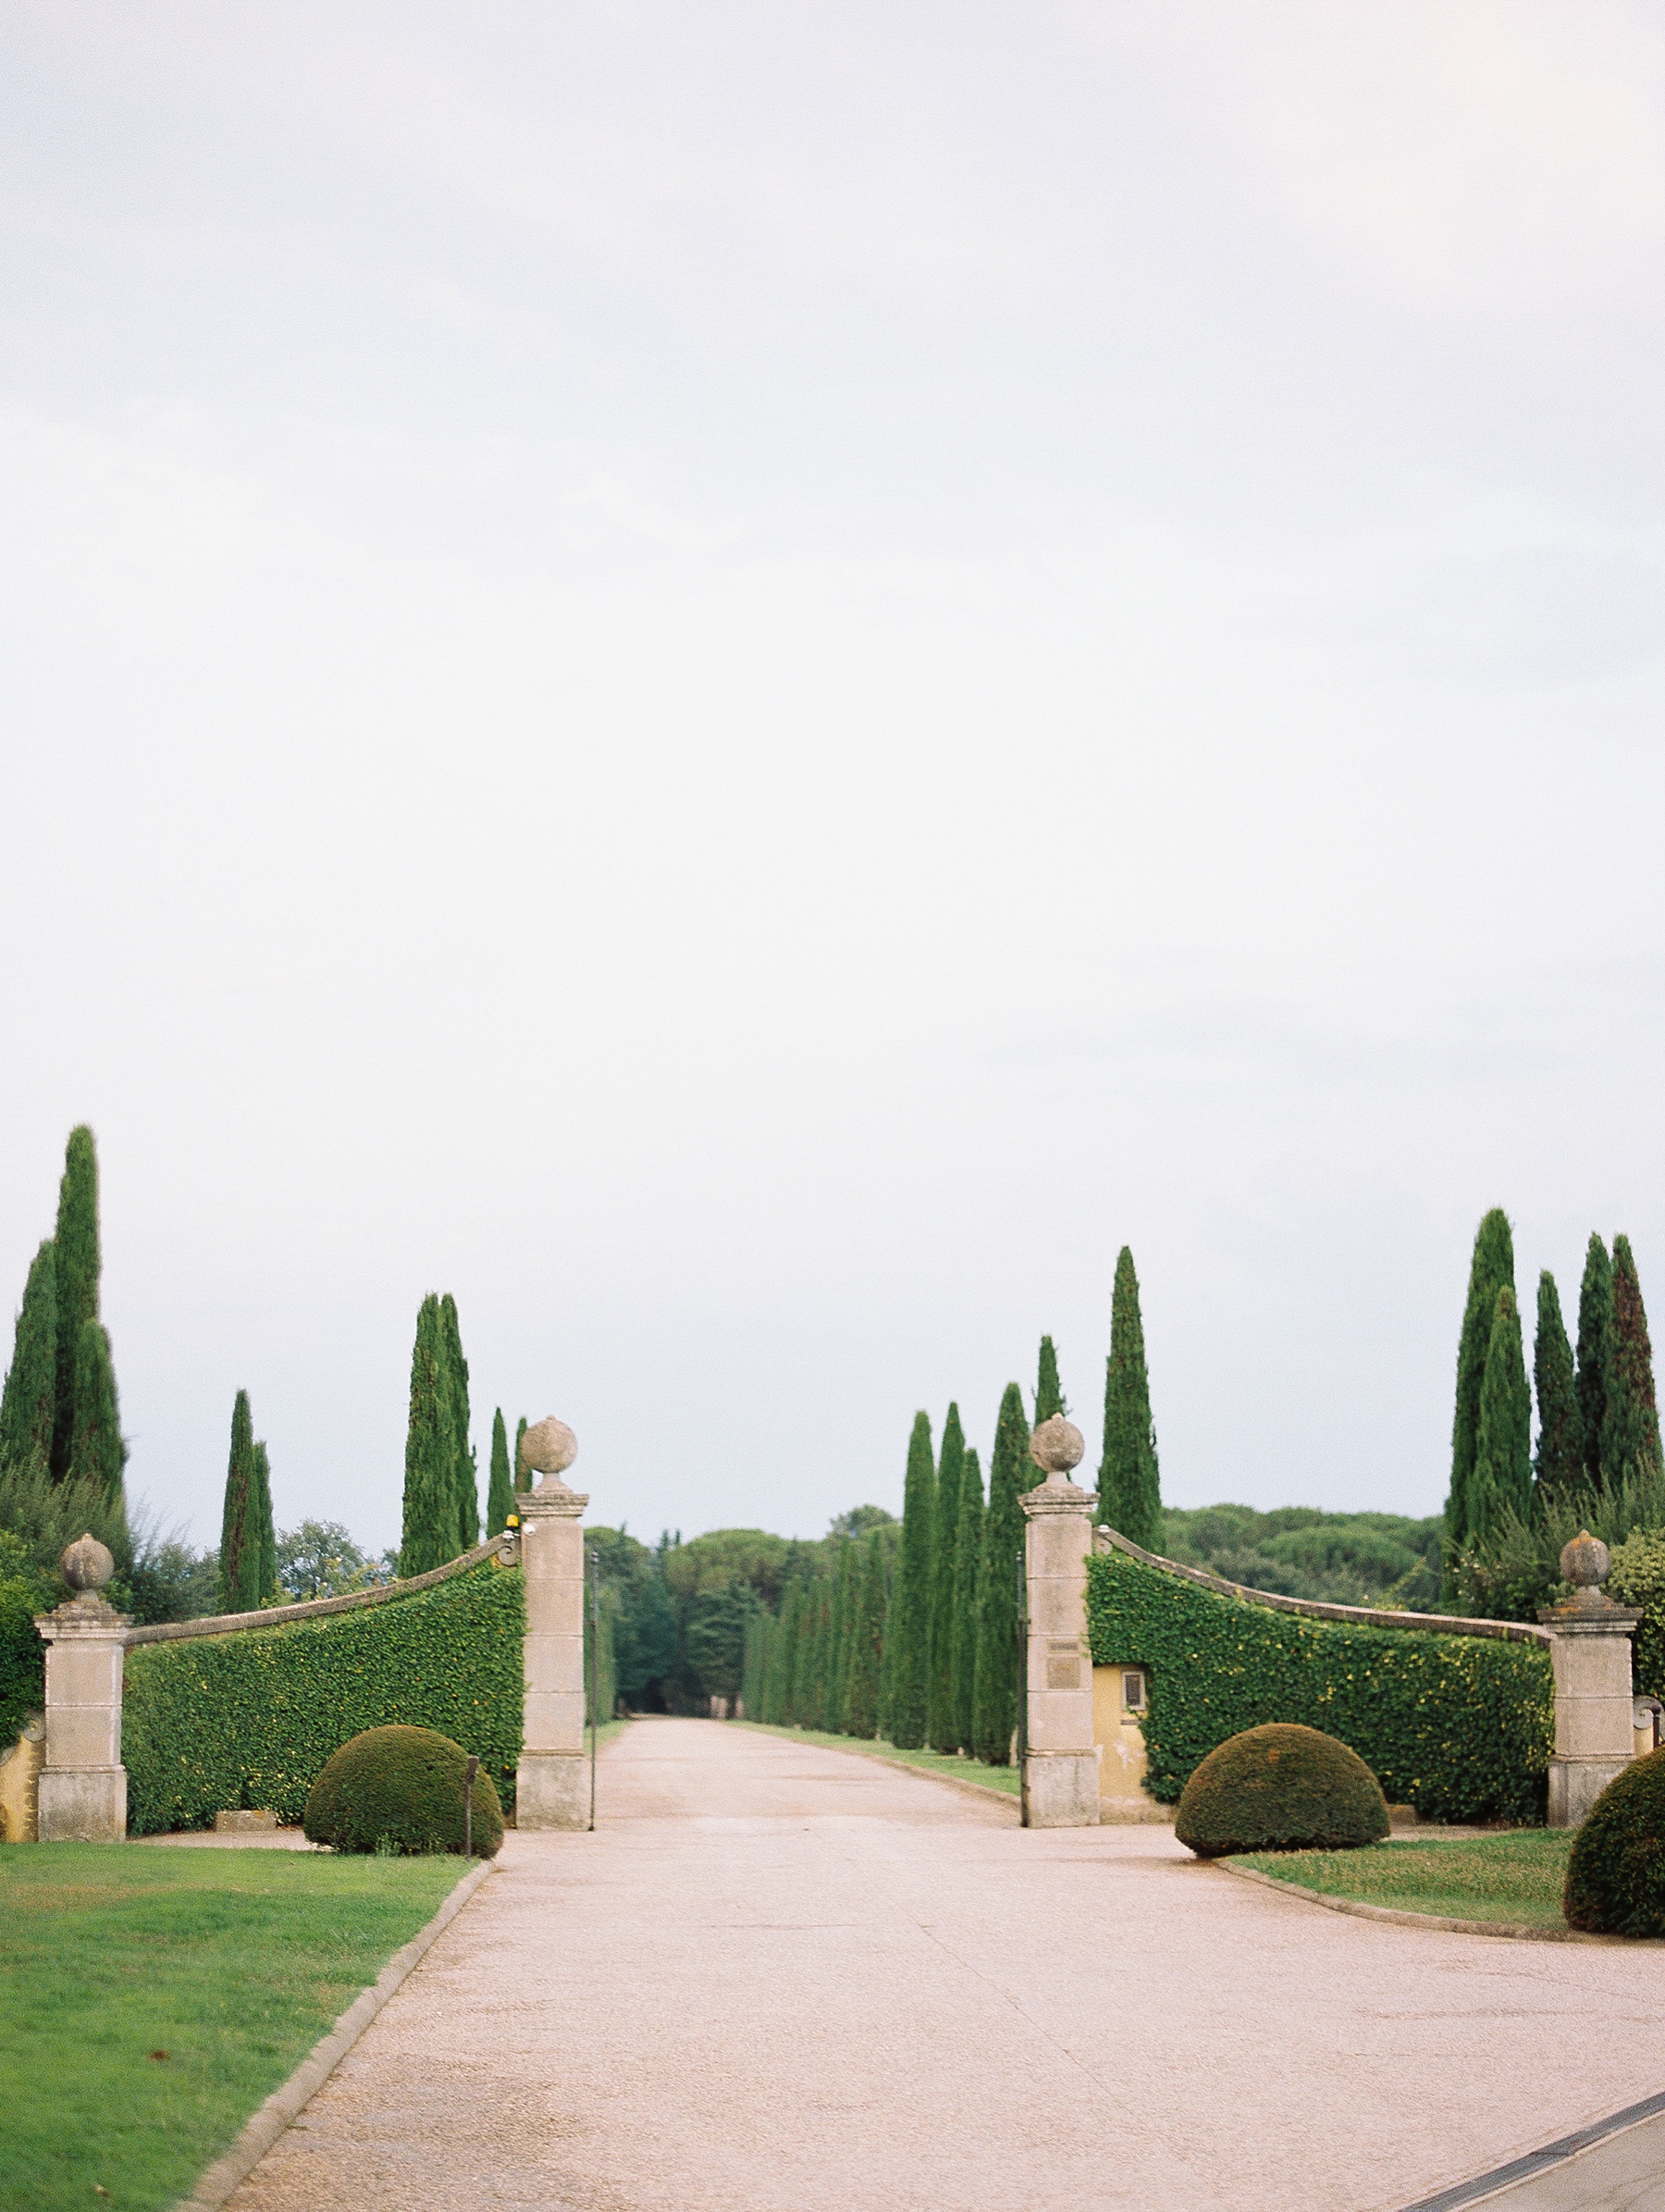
38 1765 126 1843
1547 1755 1629 1829
516 1751 589 1831
1025 1749 1101 1829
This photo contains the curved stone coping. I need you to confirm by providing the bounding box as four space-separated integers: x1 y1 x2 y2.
1219 1857 1665 1947
1092 1525 1551 1645
126 1533 518 1647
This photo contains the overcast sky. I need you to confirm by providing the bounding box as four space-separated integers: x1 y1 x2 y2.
2 3 1662 1554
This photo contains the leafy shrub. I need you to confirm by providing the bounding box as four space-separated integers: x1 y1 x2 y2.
0 1528 53 1749
1448 1462 1665 1622
124 1563 522 1833
1175 1722 1390 1856
1563 1748 1665 1935
1606 1528 1665 1699
1087 1545 1552 1823
303 1724 502 1856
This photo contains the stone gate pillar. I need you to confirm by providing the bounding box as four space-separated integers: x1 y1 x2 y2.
515 1416 590 1832
36 1533 129 1843
1540 1530 1641 1829
1020 1415 1101 1828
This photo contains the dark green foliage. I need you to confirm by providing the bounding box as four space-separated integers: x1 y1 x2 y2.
252 1441 278 1605
1576 1235 1614 1487
586 1526 677 1710
1174 1722 1390 1857
217 1390 261 1613
1098 1249 1161 1548
1450 1460 1665 1623
438 1295 477 1552
972 1383 1027 1765
487 1408 513 1538
274 1521 385 1601
302 1724 503 1857
68 1320 126 1505
124 1561 524 1832
889 1411 934 1749
513 1415 529 1491
1161 1503 1442 1611
1034 1336 1065 1427
400 1297 452 1576
780 1583 808 1724
684 1580 758 1707
127 1539 220 1625
1087 1546 1552 1823
584 1573 618 1725
51 1126 101 1481
827 1538 855 1733
1606 1527 1665 1701
845 1528 887 1738
0 1241 56 1469
0 1527 54 1749
1603 1236 1662 1484
952 1445 984 1754
1533 1271 1582 1505
1446 1206 1515 1560
1563 1749 1665 1935
1470 1285 1531 1541
928 1404 964 1751
0 1456 132 1599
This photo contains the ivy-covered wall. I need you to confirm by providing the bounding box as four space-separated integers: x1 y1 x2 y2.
124 1563 524 1835
1086 1548 1552 1824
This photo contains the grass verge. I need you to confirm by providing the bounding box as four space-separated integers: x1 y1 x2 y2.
1235 1830 1572 1929
734 1720 1020 1795
0 1841 465 2212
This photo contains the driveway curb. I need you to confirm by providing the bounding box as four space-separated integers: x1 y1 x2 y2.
1217 1858 1665 1945
171 1855 499 2207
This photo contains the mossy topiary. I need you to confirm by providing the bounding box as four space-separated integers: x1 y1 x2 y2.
302 1724 503 1857
1563 1747 1665 1935
1175 1721 1390 1857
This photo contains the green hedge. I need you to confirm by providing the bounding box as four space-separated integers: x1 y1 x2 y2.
0 1529 51 1750
124 1563 523 1835
1606 1528 1665 1698
1086 1549 1552 1824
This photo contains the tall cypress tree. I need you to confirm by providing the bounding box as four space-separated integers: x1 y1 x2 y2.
438 1294 477 1551
876 1570 898 1742
1034 1338 1065 1427
927 1403 965 1752
1533 1270 1582 1505
1603 1235 1663 1481
487 1408 514 1536
890 1411 935 1749
1 1240 57 1468
218 1388 260 1613
400 1295 451 1576
69 1319 127 1506
780 1583 807 1724
51 1126 101 1480
828 1538 855 1734
1098 1250 1162 1548
952 1443 984 1756
513 1415 530 1492
972 1383 1028 1766
1576 1235 1614 1488
1445 1208 1516 1560
252 1439 278 1602
1470 1285 1532 1539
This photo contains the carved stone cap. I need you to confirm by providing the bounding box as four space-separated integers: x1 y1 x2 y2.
62 1532 115 1591
1538 1527 1639 1625
519 1415 578 1488
1561 1530 1610 1588
1030 1415 1085 1479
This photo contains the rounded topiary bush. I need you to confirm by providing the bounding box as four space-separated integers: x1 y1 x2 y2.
302 1724 503 1857
1563 1748 1665 1935
1175 1722 1390 1858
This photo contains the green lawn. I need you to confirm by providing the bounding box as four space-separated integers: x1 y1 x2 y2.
734 1720 1021 1795
1235 1831 1572 1929
0 1842 466 2212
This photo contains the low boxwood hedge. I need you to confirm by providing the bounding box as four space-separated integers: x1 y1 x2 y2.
123 1563 523 1835
1086 1547 1552 1824
303 1724 505 1857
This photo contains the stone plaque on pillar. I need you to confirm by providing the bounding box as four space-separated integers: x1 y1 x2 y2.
36 1533 130 1843
515 1416 591 1831
1539 1531 1641 1829
1020 1415 1101 1828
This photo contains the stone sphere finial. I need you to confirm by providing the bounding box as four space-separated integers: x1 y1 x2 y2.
519 1415 578 1482
1561 1529 1610 1589
1030 1415 1086 1478
61 1532 115 1592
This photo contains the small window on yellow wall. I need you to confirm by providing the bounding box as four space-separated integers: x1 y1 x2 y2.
1121 1669 1146 1713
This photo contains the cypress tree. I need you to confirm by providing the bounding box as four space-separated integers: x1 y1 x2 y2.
1603 1236 1663 1481
438 1294 477 1552
1470 1285 1532 1539
876 1570 898 1742
845 1530 887 1739
1445 1208 1516 1557
513 1415 530 1492
252 1440 278 1602
1098 1250 1162 1548
952 1444 984 1755
927 1403 965 1751
487 1408 513 1536
217 1389 260 1613
1576 1235 1614 1488
51 1126 101 1480
780 1583 807 1724
810 1584 833 1729
828 1538 855 1734
890 1411 935 1749
1034 1336 1065 1427
400 1295 451 1576
762 1593 792 1723
1533 1270 1582 1506
69 1319 127 1506
972 1382 1028 1766
0 1240 57 1468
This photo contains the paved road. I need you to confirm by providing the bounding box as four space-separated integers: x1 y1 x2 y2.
225 1717 1665 2212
